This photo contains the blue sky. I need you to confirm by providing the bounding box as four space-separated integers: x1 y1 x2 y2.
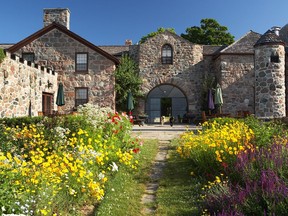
1 0 288 45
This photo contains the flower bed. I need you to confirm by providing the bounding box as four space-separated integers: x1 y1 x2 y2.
177 117 288 215
0 104 142 215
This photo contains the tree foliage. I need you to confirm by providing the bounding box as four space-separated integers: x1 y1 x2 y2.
181 18 234 45
115 54 143 112
139 27 176 44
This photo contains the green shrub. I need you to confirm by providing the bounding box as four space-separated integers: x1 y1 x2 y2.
244 116 288 148
0 48 5 63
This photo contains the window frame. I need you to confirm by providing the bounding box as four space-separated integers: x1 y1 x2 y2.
75 87 89 107
22 52 35 63
75 52 88 72
161 44 173 65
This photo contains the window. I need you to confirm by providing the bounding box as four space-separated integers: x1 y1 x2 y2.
42 93 53 115
161 44 173 64
271 55 280 63
75 87 88 107
76 53 88 72
22 52 35 62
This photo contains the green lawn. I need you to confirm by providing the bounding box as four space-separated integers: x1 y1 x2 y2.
95 139 203 216
95 139 159 216
155 139 203 216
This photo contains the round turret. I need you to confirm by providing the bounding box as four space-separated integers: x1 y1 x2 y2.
254 29 286 118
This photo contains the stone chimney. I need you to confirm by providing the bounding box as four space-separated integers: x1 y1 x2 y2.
125 39 132 46
43 8 70 29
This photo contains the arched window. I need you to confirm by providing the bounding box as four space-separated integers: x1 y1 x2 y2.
161 44 173 64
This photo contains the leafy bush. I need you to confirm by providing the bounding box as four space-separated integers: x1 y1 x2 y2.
243 116 287 148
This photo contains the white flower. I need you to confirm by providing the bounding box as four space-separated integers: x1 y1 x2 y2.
110 162 118 172
98 172 105 180
1 206 6 212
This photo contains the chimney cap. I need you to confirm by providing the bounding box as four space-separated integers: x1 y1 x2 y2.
125 39 132 46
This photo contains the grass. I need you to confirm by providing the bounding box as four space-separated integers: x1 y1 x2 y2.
95 138 205 216
95 139 159 216
155 139 203 216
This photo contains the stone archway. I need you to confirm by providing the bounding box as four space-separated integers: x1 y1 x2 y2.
145 84 188 123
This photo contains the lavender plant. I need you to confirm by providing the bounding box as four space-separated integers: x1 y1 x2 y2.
204 143 288 215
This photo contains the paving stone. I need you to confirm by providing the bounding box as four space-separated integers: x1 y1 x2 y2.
145 183 159 194
141 194 156 204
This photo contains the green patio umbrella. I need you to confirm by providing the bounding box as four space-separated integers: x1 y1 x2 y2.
127 91 134 115
56 82 65 106
215 83 223 113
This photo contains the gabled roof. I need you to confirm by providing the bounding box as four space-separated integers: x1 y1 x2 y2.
98 45 129 58
220 31 262 54
7 22 119 65
203 45 226 55
254 30 285 47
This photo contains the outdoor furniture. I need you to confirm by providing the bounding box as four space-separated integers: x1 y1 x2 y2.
133 115 147 126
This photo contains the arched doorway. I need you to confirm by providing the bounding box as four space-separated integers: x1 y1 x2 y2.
145 84 188 123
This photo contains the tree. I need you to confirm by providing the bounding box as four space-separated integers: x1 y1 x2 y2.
115 54 143 112
139 27 176 44
181 18 234 45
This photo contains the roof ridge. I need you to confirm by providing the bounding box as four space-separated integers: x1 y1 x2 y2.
7 22 119 64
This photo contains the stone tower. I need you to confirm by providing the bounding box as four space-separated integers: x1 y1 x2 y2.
254 29 286 118
43 8 70 29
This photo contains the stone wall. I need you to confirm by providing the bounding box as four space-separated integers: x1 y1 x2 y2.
255 44 286 118
0 52 57 117
216 54 255 116
14 28 116 112
43 8 70 29
135 31 205 113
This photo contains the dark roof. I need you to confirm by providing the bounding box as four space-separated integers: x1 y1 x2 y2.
7 22 119 65
254 30 285 47
98 45 129 57
221 31 262 53
203 45 226 55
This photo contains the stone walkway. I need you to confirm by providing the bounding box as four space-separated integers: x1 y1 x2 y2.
140 140 169 214
131 124 200 215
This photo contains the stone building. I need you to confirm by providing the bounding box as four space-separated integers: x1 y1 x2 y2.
0 8 287 121
0 8 119 117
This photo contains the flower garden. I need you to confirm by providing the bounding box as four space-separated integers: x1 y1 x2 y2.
177 117 288 215
0 104 142 215
2 104 288 216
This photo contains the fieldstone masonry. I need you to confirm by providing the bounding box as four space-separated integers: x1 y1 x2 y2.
1 8 288 119
44 8 70 29
131 31 205 113
0 52 57 117
255 44 286 118
13 28 116 112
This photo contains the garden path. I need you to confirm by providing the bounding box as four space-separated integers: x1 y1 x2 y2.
131 124 200 214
